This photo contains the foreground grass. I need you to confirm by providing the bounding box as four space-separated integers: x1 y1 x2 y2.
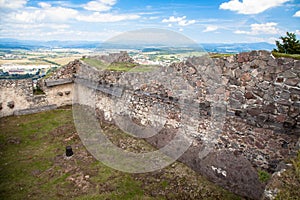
0 108 241 199
275 151 300 199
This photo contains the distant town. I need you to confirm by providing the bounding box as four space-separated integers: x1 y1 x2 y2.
0 48 88 79
0 40 276 80
0 47 201 79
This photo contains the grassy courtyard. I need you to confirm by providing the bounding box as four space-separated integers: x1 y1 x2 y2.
0 108 241 200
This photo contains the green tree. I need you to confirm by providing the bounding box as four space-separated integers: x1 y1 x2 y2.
273 32 300 54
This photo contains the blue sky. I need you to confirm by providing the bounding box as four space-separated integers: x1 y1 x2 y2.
0 0 299 43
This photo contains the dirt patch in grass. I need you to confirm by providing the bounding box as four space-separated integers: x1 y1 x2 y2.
0 108 242 200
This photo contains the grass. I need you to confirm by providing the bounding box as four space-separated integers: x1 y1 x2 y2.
0 109 74 199
0 108 242 199
209 52 300 60
272 52 300 60
209 53 235 58
275 151 300 199
106 62 137 71
81 57 157 72
292 153 300 179
81 57 106 69
258 170 271 183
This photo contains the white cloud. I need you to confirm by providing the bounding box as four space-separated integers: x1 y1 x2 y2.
11 23 70 30
76 12 140 22
99 0 116 6
293 10 300 17
10 6 78 23
149 16 159 20
0 0 27 9
13 11 45 23
235 22 280 35
162 16 196 26
178 19 196 26
0 27 121 41
83 0 117 12
295 30 300 35
6 1 138 24
38 2 51 8
203 25 218 32
0 0 142 41
219 0 290 14
162 16 186 23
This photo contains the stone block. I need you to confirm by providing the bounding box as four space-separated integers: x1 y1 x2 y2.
285 78 299 86
237 52 250 63
229 98 242 109
263 103 276 114
247 107 262 116
289 105 300 118
240 73 251 82
245 91 255 99
281 70 297 78
45 78 73 87
252 88 264 98
294 60 300 72
230 90 245 103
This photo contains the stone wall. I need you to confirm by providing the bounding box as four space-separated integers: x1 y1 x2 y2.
73 51 300 199
219 50 300 135
0 79 47 117
0 78 74 117
0 60 78 117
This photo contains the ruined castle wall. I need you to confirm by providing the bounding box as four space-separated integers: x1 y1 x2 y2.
75 51 300 166
0 79 73 117
0 60 79 117
73 51 300 199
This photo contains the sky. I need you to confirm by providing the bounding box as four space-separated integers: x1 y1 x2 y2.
0 0 299 43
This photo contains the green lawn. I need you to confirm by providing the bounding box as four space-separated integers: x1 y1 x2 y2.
272 52 300 60
0 108 242 200
209 53 235 58
81 57 157 72
274 151 300 199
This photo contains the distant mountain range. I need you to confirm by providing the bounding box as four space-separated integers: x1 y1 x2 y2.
201 42 276 53
0 38 101 50
0 38 276 53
